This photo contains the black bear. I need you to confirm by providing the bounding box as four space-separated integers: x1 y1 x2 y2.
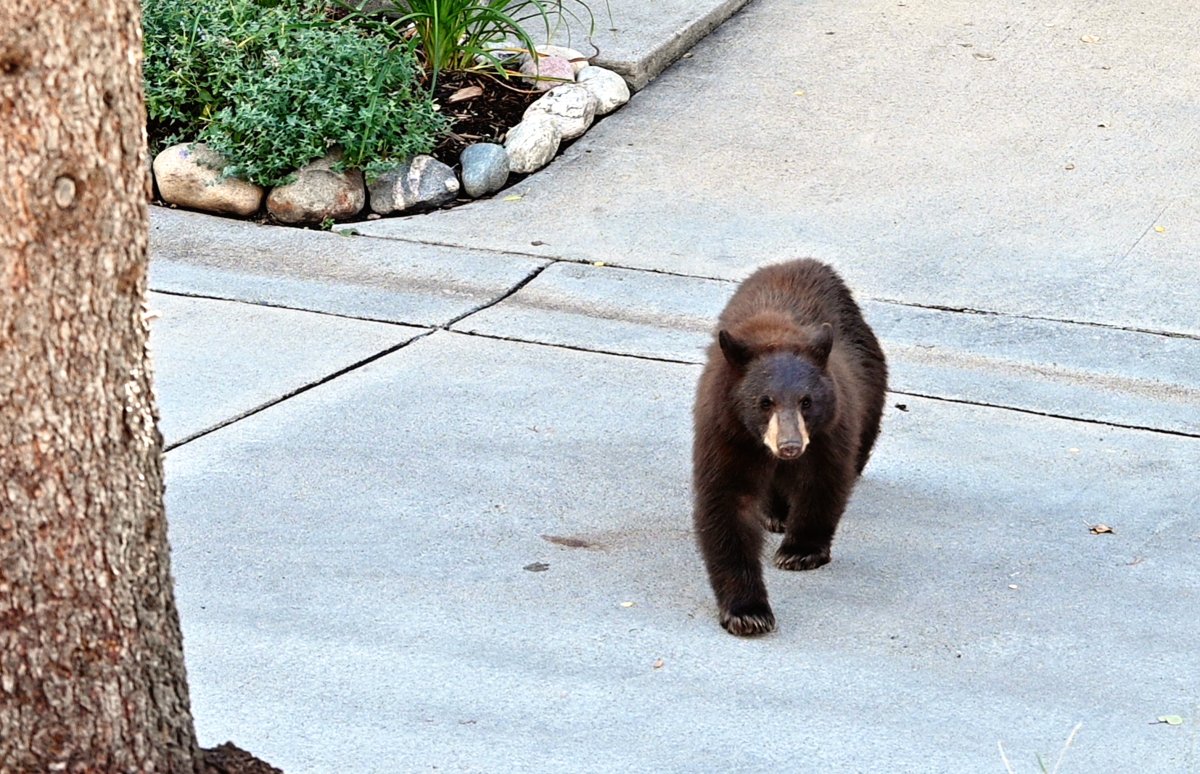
692 259 887 636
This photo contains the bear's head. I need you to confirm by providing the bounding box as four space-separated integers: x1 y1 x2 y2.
718 314 836 460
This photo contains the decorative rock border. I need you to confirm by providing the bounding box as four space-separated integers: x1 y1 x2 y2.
150 47 631 226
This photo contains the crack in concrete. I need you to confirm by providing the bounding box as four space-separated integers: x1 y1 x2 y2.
1110 200 1173 270
353 231 1199 341
162 311 1197 450
890 389 1200 441
352 231 737 283
155 258 1198 447
163 329 437 452
149 288 418 328
162 263 556 450
447 328 702 367
443 330 1197 441
889 343 1200 406
871 297 1199 341
441 262 556 329
351 232 556 264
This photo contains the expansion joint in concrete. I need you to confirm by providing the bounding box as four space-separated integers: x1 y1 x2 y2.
163 329 437 452
150 288 415 329
890 389 1200 441
873 297 1200 342
441 261 558 329
447 328 701 367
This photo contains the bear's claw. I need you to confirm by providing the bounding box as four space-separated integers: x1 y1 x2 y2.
720 601 776 637
774 546 831 571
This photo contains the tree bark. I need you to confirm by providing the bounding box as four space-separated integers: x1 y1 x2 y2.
0 0 202 771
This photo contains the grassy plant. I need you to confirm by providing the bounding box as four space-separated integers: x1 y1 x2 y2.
339 0 605 88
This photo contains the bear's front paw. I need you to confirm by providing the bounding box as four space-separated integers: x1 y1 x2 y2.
719 600 776 637
763 514 787 534
774 545 831 571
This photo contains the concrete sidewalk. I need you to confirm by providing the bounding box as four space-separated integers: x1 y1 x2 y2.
147 0 1200 771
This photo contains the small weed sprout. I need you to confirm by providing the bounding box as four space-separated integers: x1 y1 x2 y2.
998 722 1083 774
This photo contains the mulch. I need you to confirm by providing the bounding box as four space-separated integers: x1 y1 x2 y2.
431 70 544 166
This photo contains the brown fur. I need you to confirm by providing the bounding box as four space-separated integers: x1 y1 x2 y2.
692 259 887 636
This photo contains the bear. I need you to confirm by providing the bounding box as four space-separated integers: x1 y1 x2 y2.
692 259 887 636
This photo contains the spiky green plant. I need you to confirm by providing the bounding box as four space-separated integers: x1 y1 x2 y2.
340 0 605 89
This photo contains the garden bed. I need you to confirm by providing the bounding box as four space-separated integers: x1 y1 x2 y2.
144 0 628 226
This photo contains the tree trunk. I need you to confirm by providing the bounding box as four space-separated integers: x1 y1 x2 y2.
0 0 202 771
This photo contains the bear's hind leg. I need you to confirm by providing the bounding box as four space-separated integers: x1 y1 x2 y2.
854 349 888 475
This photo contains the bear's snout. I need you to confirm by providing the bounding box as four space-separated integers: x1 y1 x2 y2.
763 410 809 459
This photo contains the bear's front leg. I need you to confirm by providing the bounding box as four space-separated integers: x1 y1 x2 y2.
774 453 855 572
695 488 775 636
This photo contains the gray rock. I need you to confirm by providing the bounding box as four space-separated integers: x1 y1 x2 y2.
152 143 263 217
519 54 575 92
576 66 632 116
503 116 563 174
367 155 460 215
459 143 510 198
523 84 597 141
266 153 365 224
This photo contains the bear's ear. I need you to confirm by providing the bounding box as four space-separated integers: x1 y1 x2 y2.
808 323 833 367
718 329 753 368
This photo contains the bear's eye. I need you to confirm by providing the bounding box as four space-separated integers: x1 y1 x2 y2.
758 396 773 411
800 396 812 410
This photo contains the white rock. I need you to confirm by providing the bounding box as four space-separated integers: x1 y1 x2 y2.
523 84 597 141
152 143 263 217
576 66 631 116
266 152 365 224
504 116 562 174
535 45 590 73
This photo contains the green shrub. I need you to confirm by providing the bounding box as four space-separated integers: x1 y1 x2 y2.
202 26 447 185
143 0 449 186
143 0 308 148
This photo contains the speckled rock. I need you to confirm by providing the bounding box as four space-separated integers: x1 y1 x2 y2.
534 45 590 73
459 143 510 198
576 66 631 116
519 54 574 91
266 153 365 224
152 143 263 217
504 115 562 174
523 84 597 141
367 155 460 215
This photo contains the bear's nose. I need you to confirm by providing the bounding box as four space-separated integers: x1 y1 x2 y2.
777 443 805 460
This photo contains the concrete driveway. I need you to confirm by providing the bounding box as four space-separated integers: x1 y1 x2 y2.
148 0 1200 770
